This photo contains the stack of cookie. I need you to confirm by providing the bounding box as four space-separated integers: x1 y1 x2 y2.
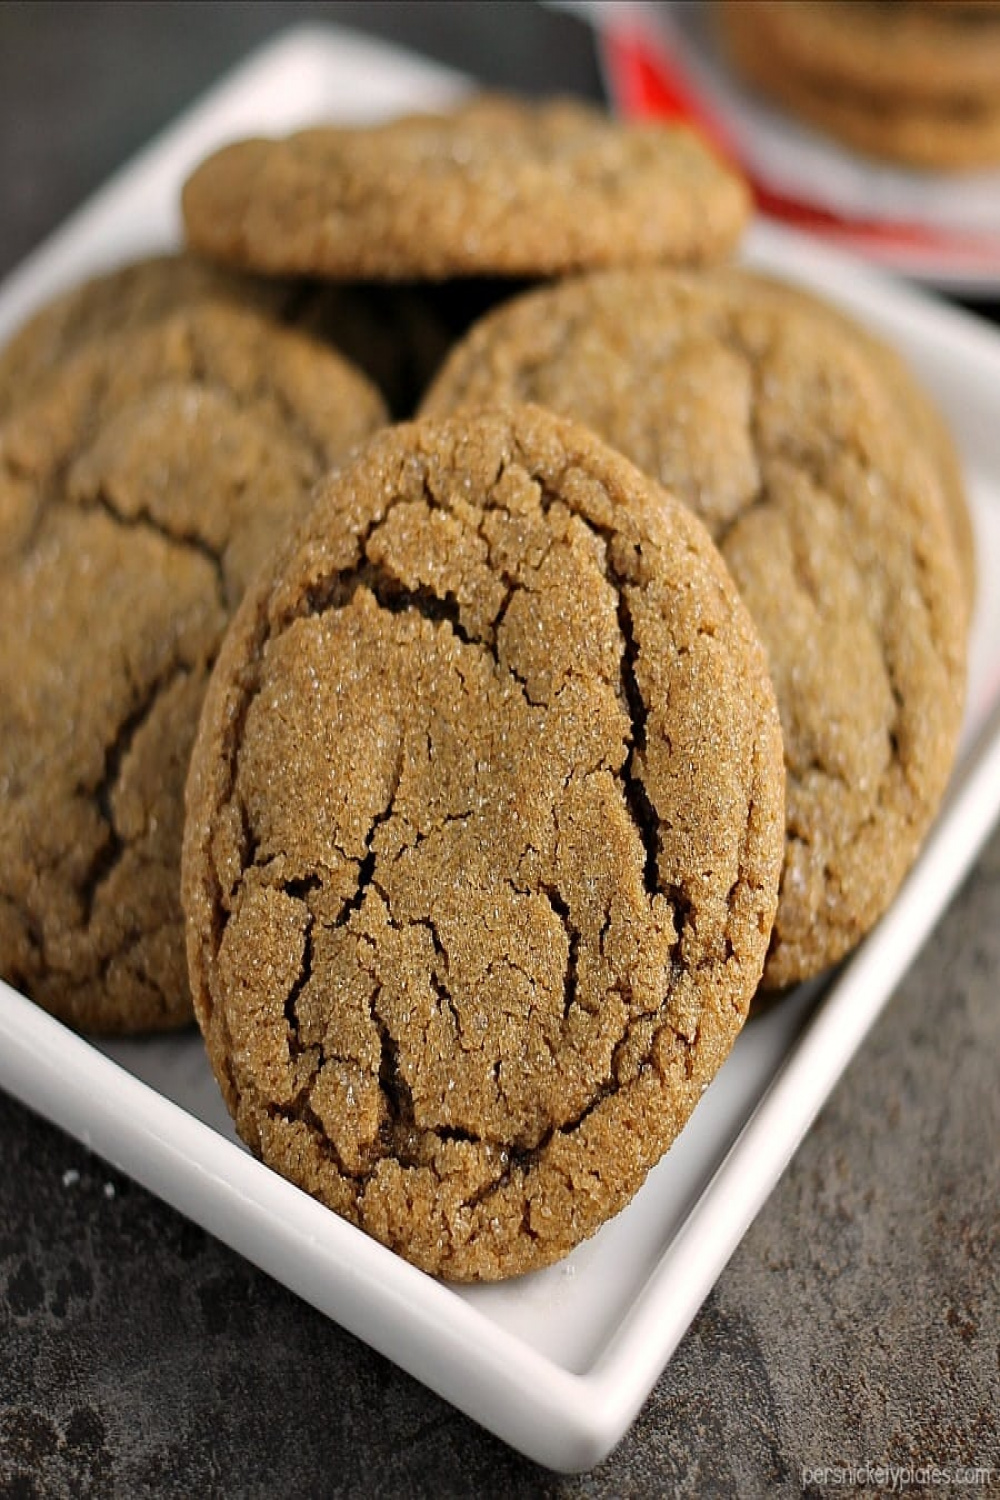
717 0 1000 170
0 96 971 1280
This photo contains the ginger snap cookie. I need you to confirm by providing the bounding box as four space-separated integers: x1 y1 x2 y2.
0 253 295 423
181 94 751 281
420 270 968 989
736 271 976 607
181 405 785 1279
0 302 387 1034
0 252 467 426
718 0 1000 168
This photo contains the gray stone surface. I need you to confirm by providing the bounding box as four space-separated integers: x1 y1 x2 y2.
1 4 998 1495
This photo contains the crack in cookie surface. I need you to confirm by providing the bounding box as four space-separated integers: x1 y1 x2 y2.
419 271 967 988
0 301 387 1034
184 406 785 1279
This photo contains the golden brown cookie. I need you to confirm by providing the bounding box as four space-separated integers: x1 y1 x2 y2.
0 252 479 427
717 0 1000 168
726 270 977 608
181 405 785 1279
722 0 1000 104
862 342 977 604
0 302 387 1035
420 270 968 988
0 253 295 423
181 95 750 281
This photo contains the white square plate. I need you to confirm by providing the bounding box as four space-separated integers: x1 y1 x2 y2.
2 24 1000 1474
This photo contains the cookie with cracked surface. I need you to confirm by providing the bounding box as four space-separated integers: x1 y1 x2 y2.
0 252 471 427
181 404 786 1280
0 301 387 1034
180 95 750 282
0 253 297 424
738 271 977 609
419 269 968 989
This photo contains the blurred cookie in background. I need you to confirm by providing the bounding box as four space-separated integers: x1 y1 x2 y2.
717 0 1000 169
0 253 293 422
181 94 752 279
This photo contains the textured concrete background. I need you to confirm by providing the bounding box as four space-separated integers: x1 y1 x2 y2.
1 4 998 1496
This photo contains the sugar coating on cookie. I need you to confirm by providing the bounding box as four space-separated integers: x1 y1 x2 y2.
0 253 296 424
182 405 785 1280
0 302 387 1034
181 95 750 281
420 270 968 988
734 270 976 608
0 250 491 429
